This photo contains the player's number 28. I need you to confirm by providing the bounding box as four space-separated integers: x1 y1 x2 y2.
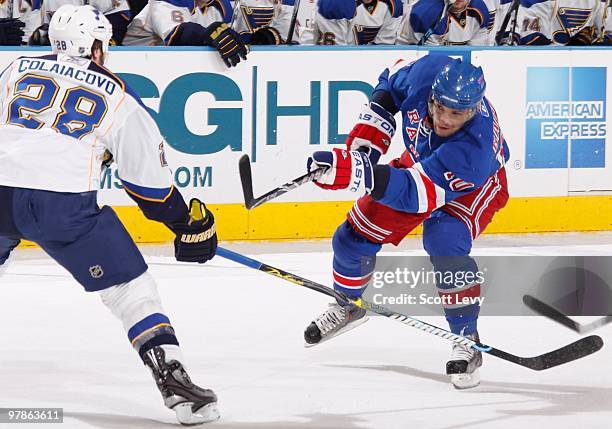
7 73 108 139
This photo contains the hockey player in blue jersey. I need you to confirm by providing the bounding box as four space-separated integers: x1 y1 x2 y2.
304 55 510 389
0 5 220 424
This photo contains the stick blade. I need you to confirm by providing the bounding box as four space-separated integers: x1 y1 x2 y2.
523 294 581 332
238 154 255 209
529 335 604 371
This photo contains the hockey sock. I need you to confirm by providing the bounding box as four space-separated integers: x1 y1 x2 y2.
331 221 381 298
98 271 181 359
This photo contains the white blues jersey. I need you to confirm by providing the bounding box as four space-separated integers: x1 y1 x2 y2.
232 0 297 42
0 54 173 195
314 0 403 45
397 0 493 45
124 0 229 46
43 0 131 23
516 0 606 45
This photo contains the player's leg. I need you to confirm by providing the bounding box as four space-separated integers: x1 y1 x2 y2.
426 167 509 388
304 192 430 345
10 188 219 424
0 186 22 277
0 236 20 277
423 211 482 389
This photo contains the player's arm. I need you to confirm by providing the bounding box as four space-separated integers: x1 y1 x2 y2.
105 95 217 263
314 0 356 45
395 2 420 45
403 0 445 45
245 0 295 45
343 59 418 164
466 2 492 45
515 0 551 45
306 140 491 213
151 0 247 67
372 0 403 44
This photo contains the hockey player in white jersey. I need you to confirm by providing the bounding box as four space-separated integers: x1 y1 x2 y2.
124 0 248 67
397 0 494 45
232 0 299 44
42 0 133 44
0 5 220 425
515 0 607 45
314 0 403 45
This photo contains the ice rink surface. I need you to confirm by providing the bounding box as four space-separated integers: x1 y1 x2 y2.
2 232 612 429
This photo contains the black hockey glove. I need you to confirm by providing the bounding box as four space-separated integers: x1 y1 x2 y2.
28 23 50 46
0 18 25 46
203 22 249 68
172 198 217 263
250 26 283 45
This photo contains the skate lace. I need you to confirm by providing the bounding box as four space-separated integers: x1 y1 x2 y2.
314 304 347 335
451 343 476 362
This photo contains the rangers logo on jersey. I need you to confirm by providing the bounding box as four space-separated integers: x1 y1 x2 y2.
444 172 474 192
406 126 418 141
408 143 419 160
407 109 420 124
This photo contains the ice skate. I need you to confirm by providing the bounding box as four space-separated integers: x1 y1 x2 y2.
144 346 220 425
304 301 368 346
446 332 482 389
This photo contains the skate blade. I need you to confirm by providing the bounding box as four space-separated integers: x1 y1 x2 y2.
304 316 369 348
451 369 480 390
173 401 220 426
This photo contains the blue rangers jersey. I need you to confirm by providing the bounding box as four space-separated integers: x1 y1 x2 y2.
372 55 509 213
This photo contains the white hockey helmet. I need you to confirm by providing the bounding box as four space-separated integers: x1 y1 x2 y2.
49 5 113 58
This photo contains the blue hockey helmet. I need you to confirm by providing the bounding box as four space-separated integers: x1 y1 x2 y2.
431 59 486 110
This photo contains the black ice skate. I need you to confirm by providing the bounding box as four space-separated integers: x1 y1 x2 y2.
304 301 368 346
143 346 220 425
446 332 483 389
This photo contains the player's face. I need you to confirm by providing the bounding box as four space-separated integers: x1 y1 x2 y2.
430 99 473 137
451 0 470 12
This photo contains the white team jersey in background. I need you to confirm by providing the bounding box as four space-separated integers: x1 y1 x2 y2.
124 0 225 46
397 0 492 45
231 0 296 42
0 54 173 194
516 0 605 45
43 0 130 24
314 0 401 45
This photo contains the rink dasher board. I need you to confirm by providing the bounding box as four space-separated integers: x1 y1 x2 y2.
0 46 610 241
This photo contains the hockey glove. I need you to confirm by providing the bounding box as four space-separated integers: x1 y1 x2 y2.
346 102 396 164
308 148 374 193
0 18 25 46
203 22 249 68
250 26 283 45
172 198 217 263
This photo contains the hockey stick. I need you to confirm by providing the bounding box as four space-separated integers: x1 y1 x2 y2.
216 247 604 370
495 0 520 45
418 0 449 45
239 154 325 209
523 295 612 334
286 0 302 44
229 0 242 29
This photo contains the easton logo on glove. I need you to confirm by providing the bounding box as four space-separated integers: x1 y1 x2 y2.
307 148 374 193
